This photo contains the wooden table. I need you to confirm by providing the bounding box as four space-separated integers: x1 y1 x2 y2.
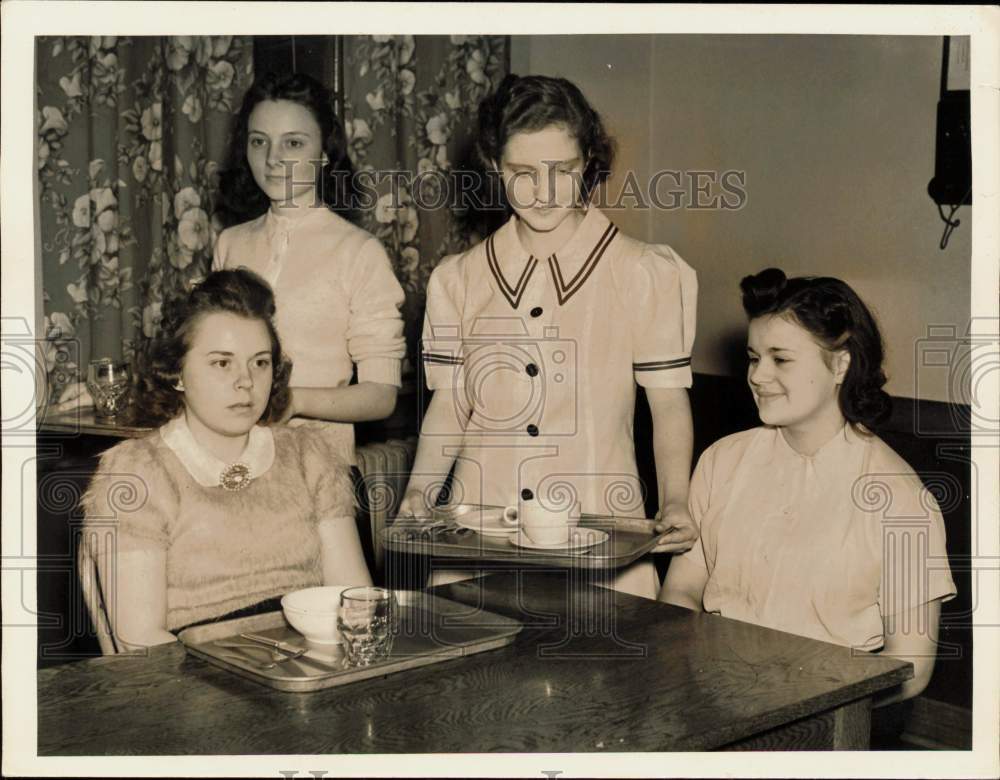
37 407 153 439
37 571 910 753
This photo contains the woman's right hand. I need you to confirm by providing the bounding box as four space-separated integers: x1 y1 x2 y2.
395 488 432 522
53 381 94 412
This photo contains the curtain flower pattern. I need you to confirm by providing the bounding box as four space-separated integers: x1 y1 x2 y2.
343 35 508 365
37 35 506 398
36 36 252 403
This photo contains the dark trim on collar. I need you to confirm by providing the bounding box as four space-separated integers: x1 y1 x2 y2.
548 223 619 306
486 233 537 310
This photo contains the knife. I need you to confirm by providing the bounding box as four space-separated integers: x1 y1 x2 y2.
239 632 308 657
579 513 659 534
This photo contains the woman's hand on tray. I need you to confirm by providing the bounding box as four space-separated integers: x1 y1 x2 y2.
394 488 435 523
651 502 699 553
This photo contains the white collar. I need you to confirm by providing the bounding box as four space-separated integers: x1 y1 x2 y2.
771 423 867 480
488 207 618 308
265 204 329 238
160 415 275 489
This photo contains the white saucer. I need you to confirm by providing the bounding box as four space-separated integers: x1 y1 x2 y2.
453 508 518 537
508 529 609 551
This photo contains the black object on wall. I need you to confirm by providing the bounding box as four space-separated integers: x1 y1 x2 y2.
928 37 972 250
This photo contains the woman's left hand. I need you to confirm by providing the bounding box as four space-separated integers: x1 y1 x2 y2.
651 503 698 553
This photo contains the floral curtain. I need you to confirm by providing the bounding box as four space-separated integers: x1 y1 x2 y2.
36 36 253 402
36 35 507 398
341 35 509 368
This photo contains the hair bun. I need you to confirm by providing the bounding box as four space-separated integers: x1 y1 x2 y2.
740 267 788 318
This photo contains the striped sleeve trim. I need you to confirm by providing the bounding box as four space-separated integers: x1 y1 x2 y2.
633 357 691 371
423 352 464 366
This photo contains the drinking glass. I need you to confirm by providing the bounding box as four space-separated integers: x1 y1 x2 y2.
86 358 131 421
337 586 397 667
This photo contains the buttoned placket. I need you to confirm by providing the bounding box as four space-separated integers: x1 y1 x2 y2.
489 211 615 509
263 213 294 287
519 277 548 446
487 234 552 505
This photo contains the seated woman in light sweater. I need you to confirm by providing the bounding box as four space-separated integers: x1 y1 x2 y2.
82 269 372 650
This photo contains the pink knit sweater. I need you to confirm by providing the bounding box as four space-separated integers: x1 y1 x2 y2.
82 425 355 630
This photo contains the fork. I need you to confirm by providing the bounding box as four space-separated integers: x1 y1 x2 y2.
215 642 307 670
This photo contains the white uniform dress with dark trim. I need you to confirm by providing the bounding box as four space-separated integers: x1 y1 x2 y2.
422 207 697 597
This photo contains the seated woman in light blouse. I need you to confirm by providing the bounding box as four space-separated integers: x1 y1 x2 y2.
660 268 956 704
82 269 371 650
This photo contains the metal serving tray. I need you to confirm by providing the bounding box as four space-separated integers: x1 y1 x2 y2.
178 590 521 693
381 504 662 570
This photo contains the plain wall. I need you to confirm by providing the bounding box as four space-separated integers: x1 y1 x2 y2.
511 35 971 403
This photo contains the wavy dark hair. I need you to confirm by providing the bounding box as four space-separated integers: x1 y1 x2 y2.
136 269 292 426
476 73 616 204
216 72 354 227
740 267 891 429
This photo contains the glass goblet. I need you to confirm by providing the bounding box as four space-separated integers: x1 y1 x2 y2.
86 358 131 421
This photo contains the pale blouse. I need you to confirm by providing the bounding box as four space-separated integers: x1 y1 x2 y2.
213 207 406 390
213 207 406 464
676 425 957 649
81 418 355 631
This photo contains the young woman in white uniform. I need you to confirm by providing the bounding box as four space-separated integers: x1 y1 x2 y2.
661 268 956 703
398 75 700 598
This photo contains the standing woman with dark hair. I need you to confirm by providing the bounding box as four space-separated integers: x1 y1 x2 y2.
82 269 371 651
398 74 699 598
660 268 956 704
213 72 405 453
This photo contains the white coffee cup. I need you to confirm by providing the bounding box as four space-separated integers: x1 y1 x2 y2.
502 498 581 545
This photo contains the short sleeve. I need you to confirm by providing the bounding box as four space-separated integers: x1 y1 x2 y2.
629 244 698 389
673 445 714 574
345 238 406 387
421 259 466 391
875 473 957 618
293 426 356 519
687 444 713 529
81 439 173 553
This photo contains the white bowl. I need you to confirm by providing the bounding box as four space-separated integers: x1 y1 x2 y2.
281 585 354 645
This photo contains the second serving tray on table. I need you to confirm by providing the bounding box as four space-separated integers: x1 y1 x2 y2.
178 590 522 693
381 504 662 570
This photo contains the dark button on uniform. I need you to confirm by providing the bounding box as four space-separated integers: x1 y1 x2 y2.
521 488 534 501
526 424 539 437
525 363 539 377
530 306 543 318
